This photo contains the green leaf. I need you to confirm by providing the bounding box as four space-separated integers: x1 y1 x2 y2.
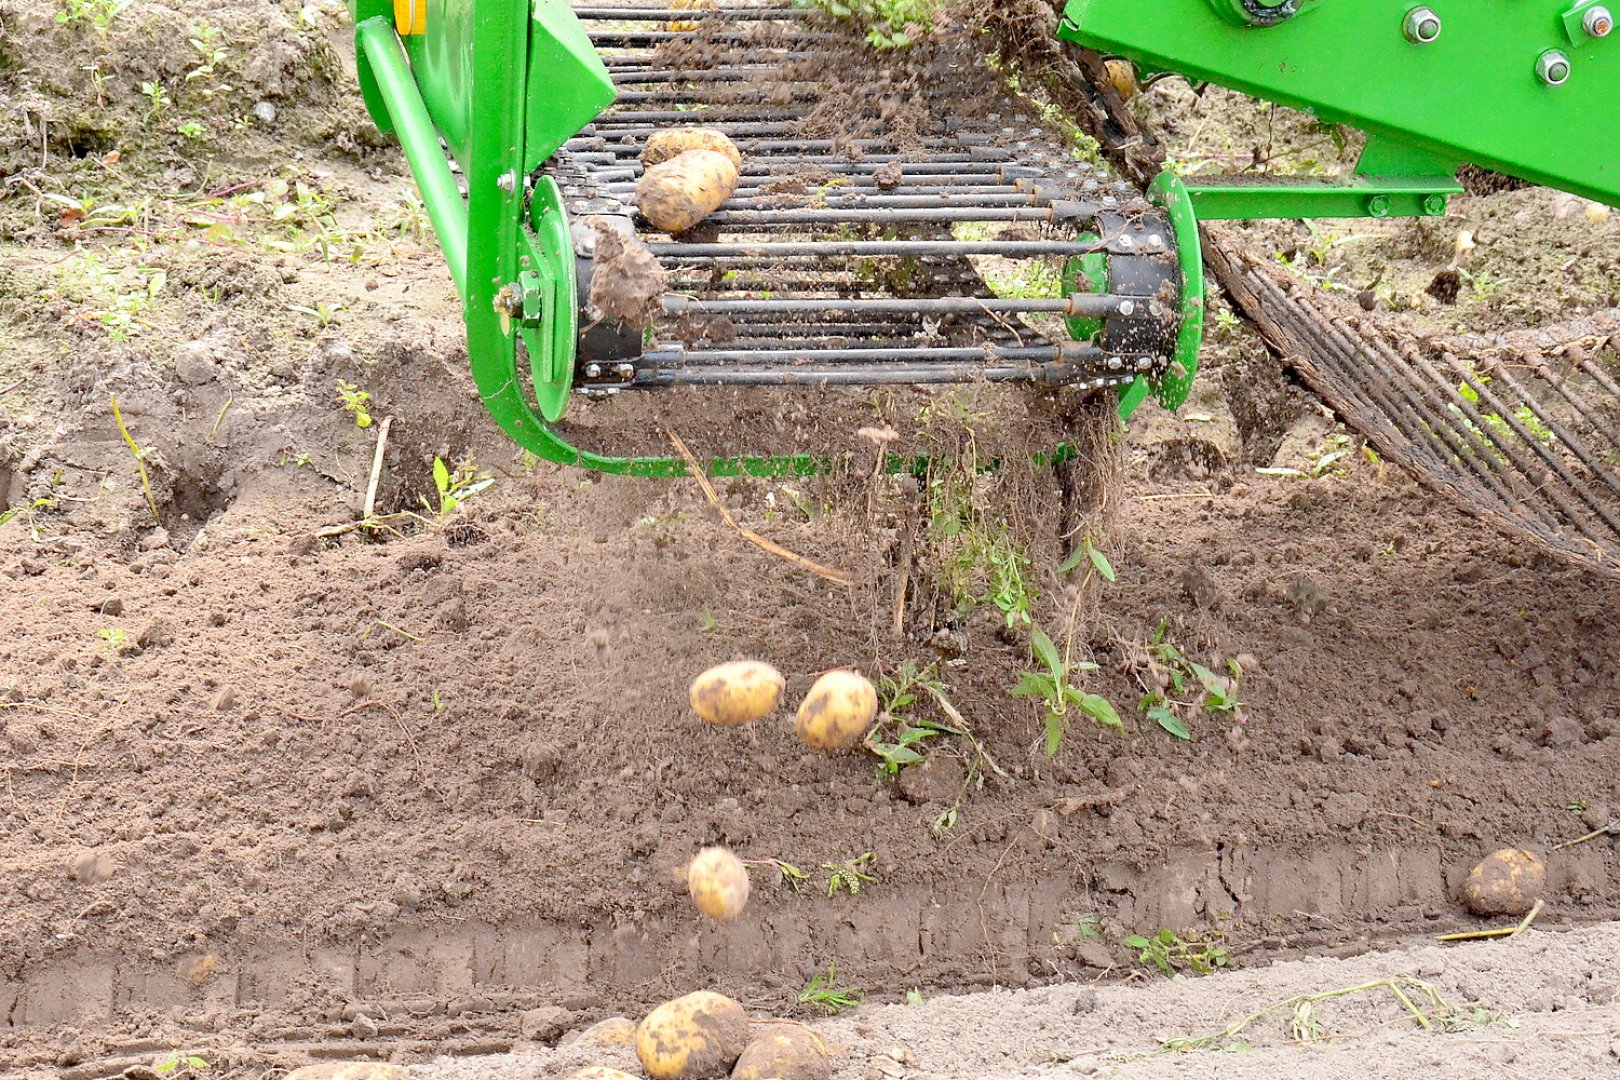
1458 381 1479 403
1030 627 1063 678
1057 545 1087 575
1148 704 1190 740
1044 713 1064 758
1123 934 1151 949
432 457 451 497
1086 541 1116 582
884 746 925 766
1079 693 1124 731
1011 672 1055 698
1189 663 1224 693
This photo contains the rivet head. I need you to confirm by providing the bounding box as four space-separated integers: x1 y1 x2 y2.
1402 7 1442 43
1537 49 1572 86
1584 6 1613 37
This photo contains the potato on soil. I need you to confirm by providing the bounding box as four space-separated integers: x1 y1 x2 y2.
795 670 878 750
573 1016 638 1048
690 660 785 726
561 1070 640 1080
731 1022 830 1080
642 127 742 169
1463 847 1546 916
665 0 717 32
637 149 741 235
688 846 751 919
637 991 751 1080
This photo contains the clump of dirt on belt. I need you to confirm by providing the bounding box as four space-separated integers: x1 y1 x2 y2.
587 220 668 331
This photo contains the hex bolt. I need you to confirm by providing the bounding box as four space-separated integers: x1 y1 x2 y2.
1367 194 1393 217
1537 49 1572 85
1584 6 1614 37
584 364 603 379
1423 194 1448 216
1402 7 1442 43
496 171 517 193
615 363 636 380
1119 300 1137 316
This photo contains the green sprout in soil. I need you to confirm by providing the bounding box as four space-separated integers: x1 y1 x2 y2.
56 0 129 35
798 965 864 1014
335 380 373 429
868 660 964 775
823 852 877 897
429 457 494 521
155 1052 209 1075
1125 928 1230 977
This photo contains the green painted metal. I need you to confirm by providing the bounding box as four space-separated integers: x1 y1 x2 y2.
1061 240 1108 343
1178 173 1461 221
1131 172 1205 416
1059 0 1620 209
526 1 618 168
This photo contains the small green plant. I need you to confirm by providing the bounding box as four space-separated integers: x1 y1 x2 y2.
98 627 127 650
140 80 170 124
1567 798 1591 813
1125 928 1230 977
1131 622 1245 739
791 1 943 51
335 380 373 428
154 1052 209 1074
289 300 344 328
430 456 494 520
822 852 876 897
186 24 229 87
177 121 207 141
868 661 964 774
1013 625 1121 758
56 0 129 33
798 965 863 1014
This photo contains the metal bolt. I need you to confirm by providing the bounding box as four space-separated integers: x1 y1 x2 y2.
615 363 636 380
1116 235 1135 251
496 171 516 193
1107 355 1124 370
1402 7 1442 43
584 363 603 379
1422 194 1448 216
1584 5 1614 36
1537 50 1572 86
1118 300 1137 316
1367 194 1393 217
1144 233 1166 252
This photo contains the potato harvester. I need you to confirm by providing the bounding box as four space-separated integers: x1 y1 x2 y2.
348 0 1620 572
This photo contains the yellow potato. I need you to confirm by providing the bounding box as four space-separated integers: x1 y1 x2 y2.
637 991 751 1080
1102 58 1139 101
560 1070 640 1080
665 0 716 32
574 1016 637 1048
731 1023 830 1080
1462 847 1545 917
643 128 742 170
690 661 785 726
795 670 878 750
637 149 740 235
688 846 751 920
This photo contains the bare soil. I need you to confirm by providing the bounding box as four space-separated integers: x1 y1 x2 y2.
1 2 1618 1078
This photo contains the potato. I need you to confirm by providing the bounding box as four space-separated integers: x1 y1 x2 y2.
560 1070 640 1080
642 128 742 170
665 0 717 32
688 846 750 920
574 1016 637 1048
795 670 878 750
1103 58 1139 101
690 661 785 726
637 149 740 235
637 991 751 1080
731 1023 830 1080
1462 847 1545 916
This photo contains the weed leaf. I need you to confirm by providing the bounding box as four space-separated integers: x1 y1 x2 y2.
1148 704 1190 740
1086 541 1116 582
1079 693 1123 731
1030 627 1062 678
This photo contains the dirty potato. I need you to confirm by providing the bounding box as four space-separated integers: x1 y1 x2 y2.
636 149 740 235
637 991 751 1080
560 1070 640 1080
642 128 742 169
690 660 785 726
687 846 751 920
795 670 878 750
731 1022 830 1080
1462 847 1545 916
665 0 717 32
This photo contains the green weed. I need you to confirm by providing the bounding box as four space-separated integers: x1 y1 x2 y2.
798 965 864 1013
1125 928 1230 977
56 0 129 34
793 0 943 49
429 457 494 521
1131 622 1245 739
823 852 876 897
334 380 373 428
1013 625 1121 758
868 661 964 774
155 1052 209 1074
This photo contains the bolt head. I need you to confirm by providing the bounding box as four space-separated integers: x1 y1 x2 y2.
1585 6 1613 36
585 364 603 379
1403 7 1442 43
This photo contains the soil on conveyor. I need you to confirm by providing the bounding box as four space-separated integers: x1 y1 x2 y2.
1 1 1618 1077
